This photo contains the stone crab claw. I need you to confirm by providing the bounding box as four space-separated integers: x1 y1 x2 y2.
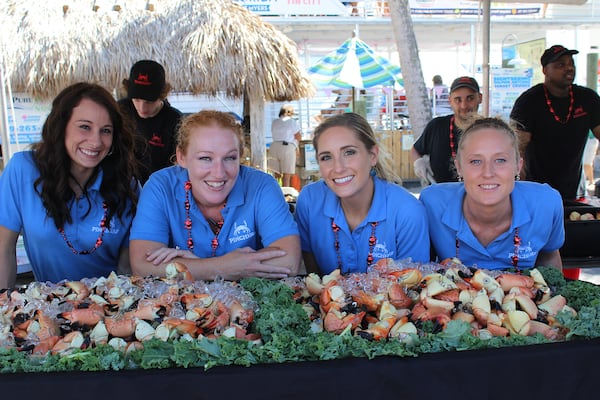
387 268 423 288
28 310 61 341
471 289 491 326
320 283 347 313
63 281 91 302
423 273 457 296
32 335 60 355
165 261 194 281
52 331 87 355
356 315 397 341
58 303 105 329
496 273 534 293
388 282 413 308
155 318 199 341
537 295 567 317
229 299 254 329
323 309 365 335
305 273 324 296
470 270 500 293
104 315 136 339
503 310 531 336
89 320 109 345
135 319 156 342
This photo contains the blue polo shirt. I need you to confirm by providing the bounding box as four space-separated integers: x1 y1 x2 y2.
419 181 564 270
130 165 298 256
295 177 430 275
0 151 136 282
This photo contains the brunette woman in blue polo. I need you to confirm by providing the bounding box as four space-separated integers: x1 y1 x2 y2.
0 83 139 287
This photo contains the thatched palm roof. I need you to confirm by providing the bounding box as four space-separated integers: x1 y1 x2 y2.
1 0 314 101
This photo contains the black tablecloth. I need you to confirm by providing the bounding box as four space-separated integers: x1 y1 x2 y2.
2 338 599 400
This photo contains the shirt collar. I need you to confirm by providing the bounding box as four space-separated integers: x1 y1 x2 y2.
322 176 387 224
441 182 532 240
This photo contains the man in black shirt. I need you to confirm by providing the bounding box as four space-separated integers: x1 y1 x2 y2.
510 45 600 200
119 60 183 184
411 76 482 184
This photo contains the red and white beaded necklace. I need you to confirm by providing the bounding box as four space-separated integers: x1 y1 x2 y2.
184 181 225 256
543 84 574 124
449 116 458 158
331 218 378 270
59 202 108 255
455 227 522 273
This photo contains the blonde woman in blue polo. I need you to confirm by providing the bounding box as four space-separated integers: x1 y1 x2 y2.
295 113 430 275
420 117 564 271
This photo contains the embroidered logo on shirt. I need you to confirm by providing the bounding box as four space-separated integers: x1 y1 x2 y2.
229 220 256 244
92 226 120 234
148 134 165 147
372 241 393 260
509 241 535 261
573 106 587 119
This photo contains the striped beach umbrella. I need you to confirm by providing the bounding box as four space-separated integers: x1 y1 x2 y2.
308 37 403 90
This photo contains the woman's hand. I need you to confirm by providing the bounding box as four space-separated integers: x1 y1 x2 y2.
217 247 291 280
145 246 198 265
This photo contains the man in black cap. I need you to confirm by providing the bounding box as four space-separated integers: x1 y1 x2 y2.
411 76 482 184
510 45 600 200
119 60 183 184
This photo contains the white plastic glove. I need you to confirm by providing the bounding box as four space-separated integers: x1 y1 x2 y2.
413 155 436 186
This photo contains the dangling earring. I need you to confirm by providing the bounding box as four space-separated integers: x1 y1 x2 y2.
458 175 464 182
370 167 376 177
107 147 114 156
515 174 520 181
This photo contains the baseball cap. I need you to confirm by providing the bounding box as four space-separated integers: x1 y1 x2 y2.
450 76 480 93
126 60 166 101
540 45 579 67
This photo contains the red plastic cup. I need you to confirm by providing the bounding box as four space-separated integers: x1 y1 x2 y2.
563 268 580 280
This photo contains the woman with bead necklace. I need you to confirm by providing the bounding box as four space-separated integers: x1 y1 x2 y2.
295 113 430 275
0 83 140 288
420 117 564 272
129 110 301 281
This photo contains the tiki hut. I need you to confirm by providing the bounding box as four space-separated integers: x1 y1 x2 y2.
0 0 314 167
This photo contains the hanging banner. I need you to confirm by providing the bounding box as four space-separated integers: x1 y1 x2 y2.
2 93 50 148
490 68 533 121
235 0 350 16
236 0 542 17
409 1 542 16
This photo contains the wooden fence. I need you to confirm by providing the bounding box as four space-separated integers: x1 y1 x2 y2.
376 129 417 182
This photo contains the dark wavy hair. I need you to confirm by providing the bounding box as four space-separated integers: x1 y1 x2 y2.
31 82 139 229
312 112 399 183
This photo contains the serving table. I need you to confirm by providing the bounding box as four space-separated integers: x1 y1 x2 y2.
2 338 599 399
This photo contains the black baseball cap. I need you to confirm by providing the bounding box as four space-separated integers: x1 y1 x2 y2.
126 60 166 101
450 76 480 93
540 45 578 67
